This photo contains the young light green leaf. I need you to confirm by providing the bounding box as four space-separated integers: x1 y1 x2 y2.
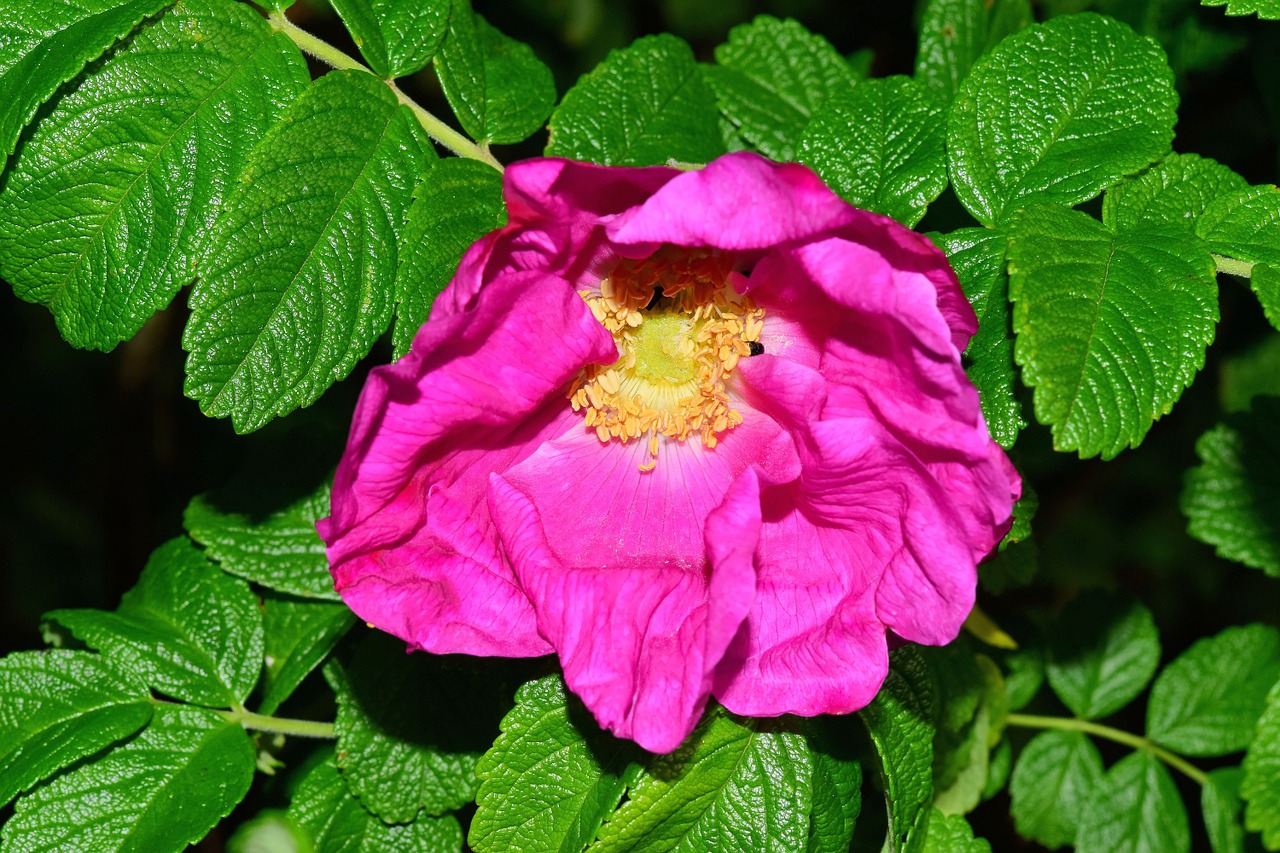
0 650 152 807
948 13 1177 226
289 755 463 852
593 707 813 853
1008 731 1104 848
1203 767 1245 853
860 647 935 852
547 34 726 166
703 15 860 161
1074 751 1190 853
434 2 555 145
921 810 992 852
1046 592 1161 720
914 0 1033 101
330 0 449 79
933 227 1024 447
185 479 337 600
1102 153 1249 233
328 632 499 821
1201 0 1280 20
1007 205 1218 459
0 0 306 351
46 537 264 707
258 594 354 715
797 76 946 228
1146 624 1280 756
0 0 172 164
1196 185 1280 330
1243 683 1280 849
184 69 435 433
1182 399 1280 577
0 705 255 853
805 720 862 853
394 157 506 359
470 675 638 853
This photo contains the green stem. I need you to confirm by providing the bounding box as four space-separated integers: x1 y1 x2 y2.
226 707 336 739
1213 253 1255 279
267 11 502 172
1006 712 1207 786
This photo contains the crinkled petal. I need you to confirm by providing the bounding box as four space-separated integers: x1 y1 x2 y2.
488 464 758 753
608 153 858 251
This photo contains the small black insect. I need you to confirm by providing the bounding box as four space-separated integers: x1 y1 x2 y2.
747 341 765 356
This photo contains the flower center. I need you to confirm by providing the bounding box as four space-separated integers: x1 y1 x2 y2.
568 248 764 472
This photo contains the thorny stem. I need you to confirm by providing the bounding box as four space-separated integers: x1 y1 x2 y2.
267 11 503 172
1213 253 1255 279
1005 712 1208 786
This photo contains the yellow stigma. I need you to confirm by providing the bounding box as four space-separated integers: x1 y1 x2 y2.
567 248 764 472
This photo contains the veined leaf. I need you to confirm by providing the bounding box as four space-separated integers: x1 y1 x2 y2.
915 0 1033 101
470 675 638 853
330 0 449 79
258 594 354 716
0 705 255 853
593 708 813 853
289 755 464 853
547 33 725 166
434 0 555 145
1242 682 1280 849
922 810 992 852
1196 185 1280 330
798 76 947 228
1046 592 1161 720
0 650 152 807
1201 0 1280 20
1074 751 1190 853
1009 731 1104 848
46 537 264 707
184 69 435 432
1007 204 1217 459
1203 767 1246 853
1102 153 1248 232
0 0 306 350
1183 399 1280 576
948 13 1177 226
0 0 172 164
805 719 861 853
704 15 860 161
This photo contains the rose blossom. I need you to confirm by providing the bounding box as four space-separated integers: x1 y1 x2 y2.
318 152 1020 753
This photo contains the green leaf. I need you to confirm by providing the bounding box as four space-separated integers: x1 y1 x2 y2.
1147 624 1280 756
394 157 506 359
1242 681 1280 847
948 13 1177 226
797 76 947 228
914 0 1033 101
921 810 992 852
470 675 638 853
1201 0 1280 20
0 650 152 807
0 0 306 350
184 69 434 432
0 705 255 853
703 15 860 161
547 33 726 166
258 594 354 715
860 647 935 852
1203 767 1246 853
933 227 1024 447
1046 592 1161 719
1196 185 1280 330
1101 153 1249 233
330 0 449 79
46 537 264 707
0 0 172 165
1221 336 1280 414
225 811 313 853
1182 398 1280 577
593 708 814 853
1008 731 1104 848
185 479 337 600
1074 751 1190 853
288 755 464 853
434 2 555 145
1007 204 1218 459
805 722 862 853
327 632 498 821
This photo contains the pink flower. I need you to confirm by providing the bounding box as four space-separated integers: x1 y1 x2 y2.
318 152 1019 753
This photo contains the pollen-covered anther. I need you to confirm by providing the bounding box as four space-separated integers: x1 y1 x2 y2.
567 249 763 471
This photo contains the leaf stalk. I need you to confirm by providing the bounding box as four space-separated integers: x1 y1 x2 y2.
1005 712 1208 785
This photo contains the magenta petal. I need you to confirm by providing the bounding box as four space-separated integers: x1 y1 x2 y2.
488 468 756 753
